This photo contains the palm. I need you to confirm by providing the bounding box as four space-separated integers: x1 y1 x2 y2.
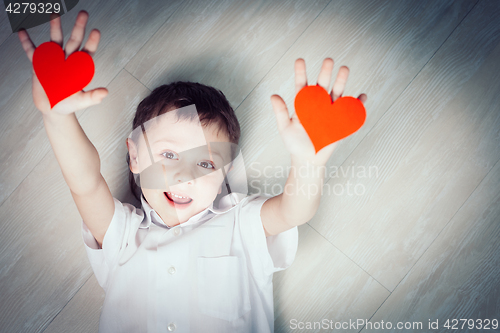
19 11 107 115
271 58 367 164
278 114 320 159
31 69 83 114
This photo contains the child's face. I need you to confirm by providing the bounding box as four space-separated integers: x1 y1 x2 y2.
127 111 233 227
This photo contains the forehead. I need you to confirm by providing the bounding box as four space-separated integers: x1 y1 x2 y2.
136 106 230 151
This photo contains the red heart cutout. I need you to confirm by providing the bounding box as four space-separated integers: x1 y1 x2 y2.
32 41 95 108
295 85 366 153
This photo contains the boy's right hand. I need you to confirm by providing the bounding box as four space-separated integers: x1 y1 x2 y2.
18 10 108 116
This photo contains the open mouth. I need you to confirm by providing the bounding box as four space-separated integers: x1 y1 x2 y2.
164 191 193 205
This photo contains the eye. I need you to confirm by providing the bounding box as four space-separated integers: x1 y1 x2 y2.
161 150 178 159
198 161 215 169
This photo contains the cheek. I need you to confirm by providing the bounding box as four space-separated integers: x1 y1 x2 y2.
138 154 157 173
142 188 160 201
196 172 224 194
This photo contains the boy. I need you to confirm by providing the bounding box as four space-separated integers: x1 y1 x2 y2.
18 10 366 333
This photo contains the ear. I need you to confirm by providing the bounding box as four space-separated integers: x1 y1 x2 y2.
126 138 140 174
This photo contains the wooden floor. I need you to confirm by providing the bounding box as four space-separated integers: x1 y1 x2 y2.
0 0 499 332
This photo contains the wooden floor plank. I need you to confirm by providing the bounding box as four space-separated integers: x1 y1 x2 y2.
362 158 500 332
0 70 149 333
309 0 500 291
0 9 12 46
43 275 104 333
274 224 389 333
125 0 330 107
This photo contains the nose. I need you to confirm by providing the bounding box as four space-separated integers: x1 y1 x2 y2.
173 170 194 184
169 160 195 185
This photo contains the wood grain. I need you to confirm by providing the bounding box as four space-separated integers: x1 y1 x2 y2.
274 224 389 333
362 157 500 332
309 0 500 291
125 0 330 107
43 275 104 333
0 4 11 46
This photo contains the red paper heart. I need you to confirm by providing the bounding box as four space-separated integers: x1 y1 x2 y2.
295 85 366 153
32 41 95 108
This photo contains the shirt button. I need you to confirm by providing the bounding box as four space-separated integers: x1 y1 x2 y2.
168 266 176 275
173 228 181 236
167 322 176 331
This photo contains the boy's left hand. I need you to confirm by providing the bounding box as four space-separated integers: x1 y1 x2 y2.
271 58 367 165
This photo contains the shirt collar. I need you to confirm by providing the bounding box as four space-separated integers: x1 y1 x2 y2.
139 194 217 229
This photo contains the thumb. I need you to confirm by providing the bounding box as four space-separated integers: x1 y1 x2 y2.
270 94 290 133
77 88 109 109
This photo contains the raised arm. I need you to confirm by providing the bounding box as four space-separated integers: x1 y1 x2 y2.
19 11 113 247
261 58 367 236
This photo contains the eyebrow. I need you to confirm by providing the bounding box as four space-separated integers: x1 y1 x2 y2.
208 150 222 160
151 138 179 145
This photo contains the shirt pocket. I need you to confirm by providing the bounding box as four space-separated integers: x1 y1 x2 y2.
197 256 251 321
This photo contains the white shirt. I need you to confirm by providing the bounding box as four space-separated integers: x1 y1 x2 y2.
81 194 298 333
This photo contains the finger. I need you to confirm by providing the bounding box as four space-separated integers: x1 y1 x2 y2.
18 29 36 62
317 58 334 92
357 93 368 104
81 29 101 57
49 13 63 45
74 88 109 109
295 58 307 95
65 10 89 55
331 66 349 101
270 94 291 133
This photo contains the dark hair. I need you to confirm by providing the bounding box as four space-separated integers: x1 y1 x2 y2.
126 81 241 201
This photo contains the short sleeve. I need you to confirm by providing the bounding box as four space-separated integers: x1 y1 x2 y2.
237 195 299 277
81 197 132 291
